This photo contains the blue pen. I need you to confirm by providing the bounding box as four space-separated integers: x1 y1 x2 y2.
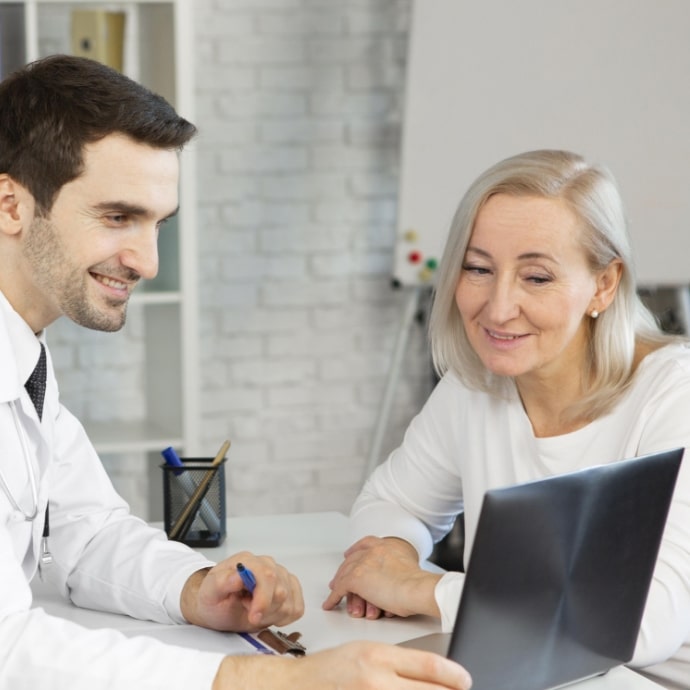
239 632 273 654
237 562 257 593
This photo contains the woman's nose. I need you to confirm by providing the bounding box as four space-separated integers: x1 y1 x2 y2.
485 278 520 323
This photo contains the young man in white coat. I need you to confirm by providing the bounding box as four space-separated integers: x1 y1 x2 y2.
0 55 472 690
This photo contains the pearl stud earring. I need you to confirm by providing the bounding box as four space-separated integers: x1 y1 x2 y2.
590 309 599 319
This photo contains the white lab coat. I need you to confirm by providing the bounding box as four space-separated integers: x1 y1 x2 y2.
0 291 226 690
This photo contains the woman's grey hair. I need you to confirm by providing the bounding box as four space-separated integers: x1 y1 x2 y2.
429 149 674 420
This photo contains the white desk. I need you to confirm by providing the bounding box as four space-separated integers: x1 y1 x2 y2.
31 511 664 689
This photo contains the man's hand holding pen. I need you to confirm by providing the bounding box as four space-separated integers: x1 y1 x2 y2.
180 553 304 633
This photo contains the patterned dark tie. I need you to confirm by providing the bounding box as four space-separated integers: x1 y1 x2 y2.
25 343 51 555
25 343 47 421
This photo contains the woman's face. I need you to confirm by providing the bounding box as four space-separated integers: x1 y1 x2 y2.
455 193 602 386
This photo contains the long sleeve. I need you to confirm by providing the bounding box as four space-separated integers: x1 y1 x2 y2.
45 403 216 624
0 403 226 689
350 374 470 629
349 349 690 685
622 364 690 668
0 604 225 690
350 375 467 558
0 296 226 689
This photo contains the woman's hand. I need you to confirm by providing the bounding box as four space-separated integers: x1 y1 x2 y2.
181 551 304 632
322 536 442 619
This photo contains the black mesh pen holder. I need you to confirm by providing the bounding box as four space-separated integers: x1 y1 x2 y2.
162 457 227 547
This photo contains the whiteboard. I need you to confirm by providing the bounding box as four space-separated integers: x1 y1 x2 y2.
394 0 690 287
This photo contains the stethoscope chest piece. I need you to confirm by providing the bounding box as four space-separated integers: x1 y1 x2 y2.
39 503 52 577
39 534 53 576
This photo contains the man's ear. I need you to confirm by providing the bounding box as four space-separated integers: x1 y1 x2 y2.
0 174 33 235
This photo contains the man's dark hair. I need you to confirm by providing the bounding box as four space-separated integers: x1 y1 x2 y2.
0 54 197 214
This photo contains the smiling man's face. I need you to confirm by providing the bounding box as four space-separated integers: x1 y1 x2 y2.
21 133 179 332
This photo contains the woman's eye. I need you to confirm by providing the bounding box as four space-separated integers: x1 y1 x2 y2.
462 264 491 275
526 274 551 285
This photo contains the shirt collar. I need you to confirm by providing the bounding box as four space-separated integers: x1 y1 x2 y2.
0 289 45 403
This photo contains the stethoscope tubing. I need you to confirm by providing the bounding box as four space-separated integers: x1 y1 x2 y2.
0 400 40 522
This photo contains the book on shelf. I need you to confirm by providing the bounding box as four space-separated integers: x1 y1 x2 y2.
71 9 126 72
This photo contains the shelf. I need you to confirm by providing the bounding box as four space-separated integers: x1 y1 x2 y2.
130 291 182 306
5 1 201 516
6 0 175 5
84 419 183 455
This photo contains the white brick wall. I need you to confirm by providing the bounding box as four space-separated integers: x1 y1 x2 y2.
52 0 437 519
195 0 434 517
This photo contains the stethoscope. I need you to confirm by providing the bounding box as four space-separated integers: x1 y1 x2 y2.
0 400 53 571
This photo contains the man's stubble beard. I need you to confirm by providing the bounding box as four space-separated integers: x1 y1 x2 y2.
24 216 130 333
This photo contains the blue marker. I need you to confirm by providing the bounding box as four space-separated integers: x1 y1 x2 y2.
161 446 185 475
237 562 257 593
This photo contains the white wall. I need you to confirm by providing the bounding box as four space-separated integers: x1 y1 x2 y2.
394 0 690 288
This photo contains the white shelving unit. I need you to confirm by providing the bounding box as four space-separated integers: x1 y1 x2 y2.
1 1 200 508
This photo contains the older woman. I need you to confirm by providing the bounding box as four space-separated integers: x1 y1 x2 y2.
323 150 690 690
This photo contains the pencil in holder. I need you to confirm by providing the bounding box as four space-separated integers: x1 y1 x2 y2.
162 457 227 547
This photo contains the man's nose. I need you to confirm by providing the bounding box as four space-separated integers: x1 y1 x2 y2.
120 225 159 280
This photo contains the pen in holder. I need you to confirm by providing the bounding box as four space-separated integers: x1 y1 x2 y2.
162 440 230 547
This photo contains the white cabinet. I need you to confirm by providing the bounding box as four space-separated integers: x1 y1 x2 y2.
1 0 199 515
